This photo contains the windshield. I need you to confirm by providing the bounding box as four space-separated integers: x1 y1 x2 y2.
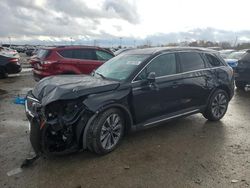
95 54 150 81
227 51 245 60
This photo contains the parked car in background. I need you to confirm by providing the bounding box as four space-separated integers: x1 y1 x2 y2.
29 46 114 81
224 51 246 68
26 47 35 56
234 49 250 90
219 49 236 59
15 46 26 53
25 47 234 156
114 48 134 56
0 53 21 78
0 47 19 58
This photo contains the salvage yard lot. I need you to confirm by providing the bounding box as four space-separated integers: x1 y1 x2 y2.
0 72 250 188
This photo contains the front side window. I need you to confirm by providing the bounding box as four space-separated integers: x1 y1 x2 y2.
96 50 114 61
179 52 205 72
95 54 150 81
72 49 96 60
136 53 177 80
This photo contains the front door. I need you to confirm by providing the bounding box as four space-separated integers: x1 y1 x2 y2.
132 53 183 123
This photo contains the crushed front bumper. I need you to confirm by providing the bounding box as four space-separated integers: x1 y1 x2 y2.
25 94 43 154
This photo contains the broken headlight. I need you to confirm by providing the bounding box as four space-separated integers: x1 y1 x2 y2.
45 100 84 123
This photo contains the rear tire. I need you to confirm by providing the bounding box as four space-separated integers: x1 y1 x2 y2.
235 81 246 90
203 89 229 121
86 108 125 155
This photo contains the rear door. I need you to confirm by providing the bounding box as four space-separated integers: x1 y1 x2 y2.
177 52 212 109
72 49 102 74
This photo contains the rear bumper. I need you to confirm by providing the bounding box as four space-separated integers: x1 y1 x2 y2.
234 69 250 84
6 63 22 74
33 69 52 81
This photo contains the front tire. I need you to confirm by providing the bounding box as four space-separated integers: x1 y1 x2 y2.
86 108 125 155
203 89 229 121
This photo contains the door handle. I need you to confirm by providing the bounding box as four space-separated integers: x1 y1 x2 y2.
149 83 159 91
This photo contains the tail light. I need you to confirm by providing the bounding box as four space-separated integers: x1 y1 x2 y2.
9 58 19 64
41 60 58 65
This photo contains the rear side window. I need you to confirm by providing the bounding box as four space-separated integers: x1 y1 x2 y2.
59 49 97 60
96 50 114 61
205 54 223 67
72 49 96 60
37 49 51 59
58 49 73 58
179 52 205 72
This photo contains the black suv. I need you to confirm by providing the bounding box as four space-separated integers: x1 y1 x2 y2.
25 47 234 156
234 49 250 90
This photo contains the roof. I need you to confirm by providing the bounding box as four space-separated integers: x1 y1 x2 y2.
124 47 217 55
42 45 104 50
41 45 113 54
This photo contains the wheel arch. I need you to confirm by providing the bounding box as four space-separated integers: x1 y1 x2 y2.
216 85 231 99
81 103 134 150
206 85 231 107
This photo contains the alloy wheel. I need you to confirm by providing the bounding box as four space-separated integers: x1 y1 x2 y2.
100 113 123 150
211 93 228 119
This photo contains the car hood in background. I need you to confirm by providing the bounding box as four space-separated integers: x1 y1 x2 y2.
225 59 238 68
32 75 120 106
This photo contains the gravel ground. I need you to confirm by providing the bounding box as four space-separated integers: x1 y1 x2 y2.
0 71 250 188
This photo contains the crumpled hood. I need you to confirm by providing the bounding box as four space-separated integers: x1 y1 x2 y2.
32 75 120 106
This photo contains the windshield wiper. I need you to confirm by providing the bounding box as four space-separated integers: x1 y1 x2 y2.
95 72 106 79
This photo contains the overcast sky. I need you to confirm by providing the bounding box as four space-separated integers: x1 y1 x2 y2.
1 0 250 45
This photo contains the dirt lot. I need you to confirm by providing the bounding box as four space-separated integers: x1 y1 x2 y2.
0 70 250 188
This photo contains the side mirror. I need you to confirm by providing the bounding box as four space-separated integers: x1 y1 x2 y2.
147 72 156 83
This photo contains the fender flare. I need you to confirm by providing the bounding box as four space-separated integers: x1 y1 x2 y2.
82 103 134 150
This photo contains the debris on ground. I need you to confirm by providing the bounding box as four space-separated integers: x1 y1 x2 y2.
231 179 239 183
7 168 23 176
21 155 40 168
194 178 202 185
124 165 130 170
14 96 26 105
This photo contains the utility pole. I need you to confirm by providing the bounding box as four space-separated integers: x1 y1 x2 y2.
8 36 11 47
119 37 122 48
70 37 73 46
233 36 238 47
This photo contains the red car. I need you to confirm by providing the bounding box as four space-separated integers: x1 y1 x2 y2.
29 46 114 81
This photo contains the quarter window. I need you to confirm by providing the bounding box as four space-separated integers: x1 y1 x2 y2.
179 52 205 72
136 53 177 80
205 54 223 67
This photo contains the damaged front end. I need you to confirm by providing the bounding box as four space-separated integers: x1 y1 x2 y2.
25 91 91 155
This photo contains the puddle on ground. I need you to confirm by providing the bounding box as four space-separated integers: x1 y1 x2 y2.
0 89 8 95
